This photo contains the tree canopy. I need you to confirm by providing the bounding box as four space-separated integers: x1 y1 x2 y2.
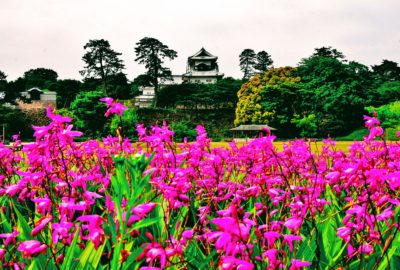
239 49 256 80
23 68 58 89
254 51 273 73
80 39 125 95
134 37 177 104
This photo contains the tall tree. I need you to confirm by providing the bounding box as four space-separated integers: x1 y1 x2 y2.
80 39 125 95
254 51 273 73
48 79 81 108
239 49 256 80
0 71 7 102
23 68 58 89
134 37 177 105
372 59 400 82
312 46 346 60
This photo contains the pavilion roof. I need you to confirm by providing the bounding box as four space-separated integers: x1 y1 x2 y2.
229 125 276 131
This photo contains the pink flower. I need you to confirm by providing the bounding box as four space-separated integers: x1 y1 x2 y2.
363 115 380 129
0 248 5 260
77 215 104 249
0 228 19 246
290 259 311 270
100 97 128 117
284 217 302 231
52 220 74 245
283 234 303 252
31 216 52 237
358 243 373 255
100 97 114 107
17 240 47 258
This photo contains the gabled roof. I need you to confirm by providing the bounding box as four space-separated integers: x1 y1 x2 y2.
188 48 217 60
230 125 277 131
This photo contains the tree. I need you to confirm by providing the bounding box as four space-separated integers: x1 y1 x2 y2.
48 79 81 108
71 91 108 137
80 39 125 95
23 68 58 89
312 46 346 60
234 67 302 135
296 53 372 136
372 59 400 83
134 37 177 104
0 71 6 102
254 51 273 73
239 49 256 80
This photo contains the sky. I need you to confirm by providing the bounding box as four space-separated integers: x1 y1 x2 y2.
0 0 399 81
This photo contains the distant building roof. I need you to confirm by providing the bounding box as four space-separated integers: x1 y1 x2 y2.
230 125 276 131
188 47 217 60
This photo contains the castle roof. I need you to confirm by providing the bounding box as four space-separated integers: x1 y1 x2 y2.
188 47 217 60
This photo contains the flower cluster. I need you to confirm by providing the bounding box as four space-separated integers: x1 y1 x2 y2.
0 106 398 269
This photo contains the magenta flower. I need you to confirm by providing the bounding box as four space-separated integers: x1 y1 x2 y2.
31 216 52 237
17 240 47 258
52 220 74 245
283 234 303 252
100 97 128 117
289 259 311 270
99 97 114 107
0 228 19 246
77 215 104 249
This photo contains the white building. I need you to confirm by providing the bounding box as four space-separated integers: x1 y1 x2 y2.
135 48 224 107
134 86 156 108
183 48 224 84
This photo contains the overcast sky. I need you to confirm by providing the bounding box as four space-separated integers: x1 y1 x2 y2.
1 0 399 81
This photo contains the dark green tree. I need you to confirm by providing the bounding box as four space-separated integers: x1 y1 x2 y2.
49 79 81 108
106 72 132 100
312 46 346 60
254 51 273 73
2 77 26 104
239 49 256 80
23 68 58 89
296 52 372 136
372 59 400 82
80 39 125 96
134 37 177 104
0 71 6 103
70 91 108 137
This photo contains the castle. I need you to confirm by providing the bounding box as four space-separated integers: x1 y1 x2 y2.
135 48 224 107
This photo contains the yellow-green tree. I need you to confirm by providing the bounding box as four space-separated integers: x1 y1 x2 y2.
234 67 301 128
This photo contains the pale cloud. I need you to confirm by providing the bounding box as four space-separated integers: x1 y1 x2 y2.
0 0 399 80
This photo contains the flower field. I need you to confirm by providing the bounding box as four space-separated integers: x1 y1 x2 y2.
0 104 399 269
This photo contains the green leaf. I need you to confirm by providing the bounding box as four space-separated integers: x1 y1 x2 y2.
61 229 80 270
76 240 106 270
132 217 162 230
12 201 32 240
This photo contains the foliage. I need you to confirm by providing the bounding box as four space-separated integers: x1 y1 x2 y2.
291 114 318 138
49 79 81 108
235 66 301 129
366 101 400 129
169 121 197 141
0 108 399 269
296 50 373 136
70 91 108 137
23 68 58 89
157 78 241 109
254 50 273 73
80 39 125 95
312 46 346 60
375 81 400 105
134 37 177 104
110 105 138 139
239 49 256 80
372 59 400 83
